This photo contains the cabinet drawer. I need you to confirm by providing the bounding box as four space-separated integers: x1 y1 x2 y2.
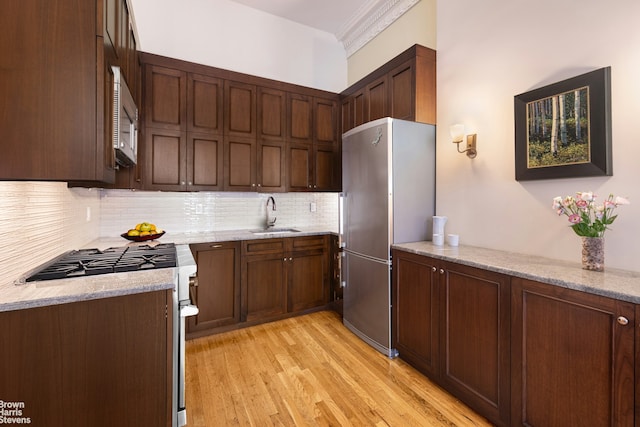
290 235 327 252
242 239 285 256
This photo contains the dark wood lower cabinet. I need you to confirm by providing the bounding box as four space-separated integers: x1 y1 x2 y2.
511 277 635 427
393 248 637 426
440 261 511 426
189 235 331 336
188 241 241 336
0 290 171 427
392 249 510 426
242 236 330 323
393 251 439 377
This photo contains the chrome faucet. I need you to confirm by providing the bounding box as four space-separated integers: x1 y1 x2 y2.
266 196 277 228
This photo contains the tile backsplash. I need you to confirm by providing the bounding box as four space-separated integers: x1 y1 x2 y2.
99 190 339 235
0 181 339 284
0 182 101 284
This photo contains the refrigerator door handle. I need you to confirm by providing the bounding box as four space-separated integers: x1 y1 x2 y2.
338 193 346 248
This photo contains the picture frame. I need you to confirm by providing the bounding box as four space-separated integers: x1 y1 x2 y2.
514 67 612 181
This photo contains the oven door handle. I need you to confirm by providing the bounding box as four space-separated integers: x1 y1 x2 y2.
180 304 199 318
178 303 198 426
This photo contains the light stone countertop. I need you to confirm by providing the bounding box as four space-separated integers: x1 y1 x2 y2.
0 228 335 313
392 241 640 304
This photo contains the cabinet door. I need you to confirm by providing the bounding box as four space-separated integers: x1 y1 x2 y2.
224 137 256 191
511 278 634 427
241 238 287 321
0 291 171 427
188 242 240 334
188 132 223 191
288 93 313 144
353 89 367 128
366 76 388 121
341 97 353 134
313 144 338 191
440 261 511 426
287 142 312 191
392 250 439 378
224 81 256 138
258 88 286 141
187 73 223 134
389 60 415 121
287 236 329 312
257 140 286 192
143 128 187 191
144 64 187 131
313 97 338 146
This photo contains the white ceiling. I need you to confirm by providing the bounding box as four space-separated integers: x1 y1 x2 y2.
228 0 374 36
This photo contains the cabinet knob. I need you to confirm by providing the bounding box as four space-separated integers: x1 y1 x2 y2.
617 316 629 325
439 268 445 274
283 257 287 262
257 184 261 187
188 181 192 186
181 181 186 185
431 266 437 272
289 257 293 261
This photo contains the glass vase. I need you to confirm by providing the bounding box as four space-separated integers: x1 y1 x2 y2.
581 236 604 272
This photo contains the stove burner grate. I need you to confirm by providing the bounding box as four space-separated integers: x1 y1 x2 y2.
25 243 177 282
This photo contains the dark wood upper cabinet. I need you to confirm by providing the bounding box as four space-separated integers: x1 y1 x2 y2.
224 81 257 139
137 53 340 193
224 136 257 191
188 132 223 191
187 73 223 134
258 88 286 141
340 44 436 128
145 65 187 131
1 0 120 183
366 76 388 121
288 93 314 144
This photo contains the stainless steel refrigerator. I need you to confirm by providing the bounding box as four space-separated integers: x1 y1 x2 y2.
340 117 435 357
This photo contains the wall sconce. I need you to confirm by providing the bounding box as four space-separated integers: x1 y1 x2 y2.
450 124 477 159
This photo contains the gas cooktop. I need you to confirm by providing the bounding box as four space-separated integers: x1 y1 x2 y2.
25 243 177 282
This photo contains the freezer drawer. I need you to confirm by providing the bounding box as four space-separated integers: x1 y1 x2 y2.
342 251 397 357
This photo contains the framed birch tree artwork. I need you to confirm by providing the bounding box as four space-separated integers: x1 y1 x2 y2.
514 67 612 181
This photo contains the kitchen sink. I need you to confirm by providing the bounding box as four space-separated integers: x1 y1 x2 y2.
250 228 301 235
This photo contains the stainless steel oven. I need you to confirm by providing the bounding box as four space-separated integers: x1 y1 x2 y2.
174 245 199 427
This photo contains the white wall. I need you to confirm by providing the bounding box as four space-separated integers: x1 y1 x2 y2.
130 0 347 92
347 0 436 85
436 0 640 271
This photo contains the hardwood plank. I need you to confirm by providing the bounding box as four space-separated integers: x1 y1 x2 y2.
186 310 493 426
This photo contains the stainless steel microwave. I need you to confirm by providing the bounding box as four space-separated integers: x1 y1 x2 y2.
112 66 138 167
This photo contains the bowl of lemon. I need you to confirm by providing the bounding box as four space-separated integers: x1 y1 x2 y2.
121 222 165 242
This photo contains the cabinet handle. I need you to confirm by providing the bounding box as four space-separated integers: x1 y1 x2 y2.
439 268 445 274
283 257 287 261
431 266 437 272
181 181 185 185
188 181 192 186
257 183 261 187
617 316 629 325
289 257 293 261
210 244 222 248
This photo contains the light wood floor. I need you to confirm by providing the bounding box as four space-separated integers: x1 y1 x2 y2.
185 310 493 426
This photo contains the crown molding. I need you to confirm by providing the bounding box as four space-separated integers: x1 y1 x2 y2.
337 0 420 57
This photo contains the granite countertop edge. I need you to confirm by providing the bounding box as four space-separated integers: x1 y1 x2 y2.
392 241 640 304
0 228 336 313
